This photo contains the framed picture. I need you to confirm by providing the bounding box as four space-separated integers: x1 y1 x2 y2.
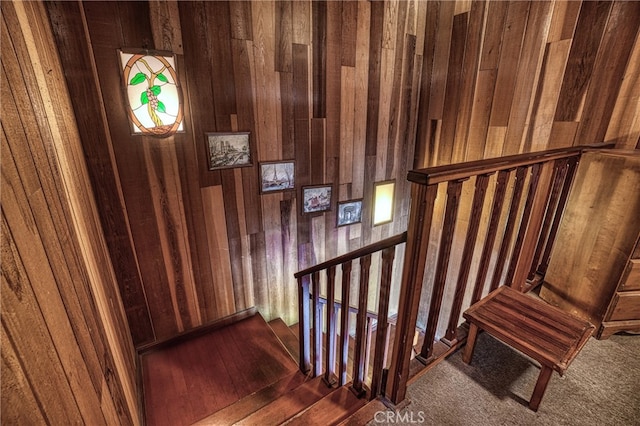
260 160 295 193
206 132 252 170
337 199 363 227
302 184 333 214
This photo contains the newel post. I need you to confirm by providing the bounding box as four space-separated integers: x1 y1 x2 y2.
385 183 438 404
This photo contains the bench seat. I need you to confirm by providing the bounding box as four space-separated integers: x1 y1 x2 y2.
462 285 594 411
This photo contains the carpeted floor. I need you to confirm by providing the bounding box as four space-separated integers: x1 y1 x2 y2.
370 332 640 425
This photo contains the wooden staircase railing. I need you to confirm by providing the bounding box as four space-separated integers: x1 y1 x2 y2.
294 232 407 400
385 143 614 405
294 143 613 408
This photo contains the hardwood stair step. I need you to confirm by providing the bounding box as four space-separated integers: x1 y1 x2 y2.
337 398 387 426
284 385 367 426
191 371 310 426
268 318 300 362
233 376 335 425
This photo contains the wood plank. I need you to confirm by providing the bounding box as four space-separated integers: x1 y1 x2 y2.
312 0 327 119
275 0 292 72
605 33 640 149
427 0 455 120
502 0 553 155
555 1 612 122
438 13 468 165
341 0 357 67
192 371 308 426
489 1 530 127
286 385 367 426
575 1 640 145
229 0 253 40
201 186 236 319
236 376 335 426
453 1 486 163
547 0 581 43
525 40 572 153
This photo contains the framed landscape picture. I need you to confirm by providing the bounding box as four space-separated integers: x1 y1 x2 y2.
260 160 295 193
302 184 332 214
206 132 252 170
337 199 363 227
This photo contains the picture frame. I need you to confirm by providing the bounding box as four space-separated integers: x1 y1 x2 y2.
302 184 333 214
337 199 363 227
259 160 295 193
206 132 252 170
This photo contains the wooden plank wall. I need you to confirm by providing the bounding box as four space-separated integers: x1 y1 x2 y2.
43 0 639 349
1 1 139 424
416 0 640 169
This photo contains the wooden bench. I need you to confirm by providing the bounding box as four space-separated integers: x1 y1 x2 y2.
462 286 595 411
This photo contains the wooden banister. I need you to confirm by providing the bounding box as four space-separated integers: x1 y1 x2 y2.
294 232 407 279
386 143 613 406
297 144 613 407
407 143 614 185
295 231 407 400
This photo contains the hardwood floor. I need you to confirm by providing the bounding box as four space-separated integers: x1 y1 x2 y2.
141 314 299 426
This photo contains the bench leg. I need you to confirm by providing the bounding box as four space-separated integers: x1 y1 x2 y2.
529 365 553 412
462 323 479 364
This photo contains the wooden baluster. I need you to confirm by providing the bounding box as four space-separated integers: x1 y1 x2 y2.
312 270 322 377
443 174 491 344
418 179 464 362
323 266 337 385
370 246 396 399
298 275 311 374
505 163 542 289
387 183 437 404
537 156 579 276
471 170 510 304
528 159 569 280
351 254 371 397
363 316 373 384
338 261 352 386
489 166 527 292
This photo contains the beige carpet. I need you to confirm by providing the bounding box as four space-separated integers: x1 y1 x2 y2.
370 332 640 425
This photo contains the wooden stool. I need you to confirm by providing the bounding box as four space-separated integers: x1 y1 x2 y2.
462 286 594 411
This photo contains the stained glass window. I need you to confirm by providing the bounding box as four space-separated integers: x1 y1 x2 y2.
119 49 184 137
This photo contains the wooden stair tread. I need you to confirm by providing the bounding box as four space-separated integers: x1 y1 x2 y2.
234 376 335 425
284 385 367 426
142 313 298 426
337 398 387 426
269 318 300 362
192 371 310 426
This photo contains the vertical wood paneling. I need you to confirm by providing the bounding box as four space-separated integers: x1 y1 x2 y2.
2 0 139 423
39 0 640 355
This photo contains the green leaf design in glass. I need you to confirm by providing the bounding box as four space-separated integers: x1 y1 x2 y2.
157 101 166 113
150 85 161 96
141 91 149 105
129 72 146 85
157 73 168 83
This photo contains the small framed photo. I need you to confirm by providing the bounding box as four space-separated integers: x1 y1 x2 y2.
260 160 295 193
302 184 333 214
206 132 252 170
337 199 363 227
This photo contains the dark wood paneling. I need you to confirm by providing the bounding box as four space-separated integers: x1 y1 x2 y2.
39 0 640 352
2 0 139 422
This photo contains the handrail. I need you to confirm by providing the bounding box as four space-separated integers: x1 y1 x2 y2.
386 143 615 405
294 231 407 278
408 143 615 185
295 231 406 400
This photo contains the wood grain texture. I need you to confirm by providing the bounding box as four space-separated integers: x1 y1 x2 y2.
2 0 139 423
37 0 640 354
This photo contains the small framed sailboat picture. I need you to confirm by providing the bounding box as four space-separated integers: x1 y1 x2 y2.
259 160 295 194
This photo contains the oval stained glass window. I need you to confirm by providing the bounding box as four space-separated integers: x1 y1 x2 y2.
119 50 184 137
